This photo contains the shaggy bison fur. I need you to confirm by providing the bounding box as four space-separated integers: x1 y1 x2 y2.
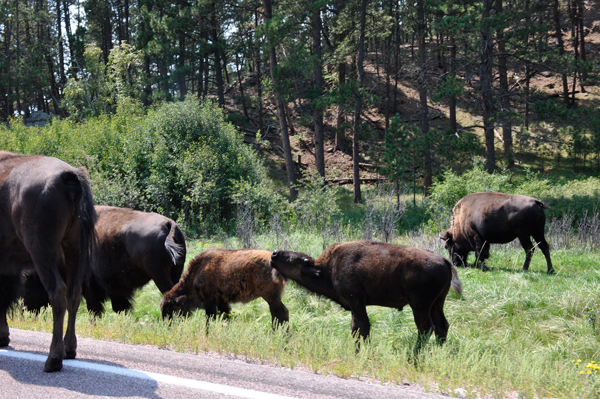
0 151 97 372
270 240 462 354
23 205 186 316
161 249 288 327
441 192 554 274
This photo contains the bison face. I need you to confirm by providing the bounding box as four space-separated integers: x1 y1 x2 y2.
271 250 320 280
440 231 467 267
160 294 191 319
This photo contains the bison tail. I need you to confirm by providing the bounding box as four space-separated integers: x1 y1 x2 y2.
165 222 186 276
76 169 99 275
449 262 463 296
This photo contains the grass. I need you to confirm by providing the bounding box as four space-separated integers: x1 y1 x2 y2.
8 233 600 398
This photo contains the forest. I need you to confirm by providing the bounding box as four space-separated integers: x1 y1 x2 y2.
2 1 600 397
1 0 600 205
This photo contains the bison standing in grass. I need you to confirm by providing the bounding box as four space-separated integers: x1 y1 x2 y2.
0 151 97 372
270 241 462 355
161 249 289 328
24 205 186 316
441 192 554 274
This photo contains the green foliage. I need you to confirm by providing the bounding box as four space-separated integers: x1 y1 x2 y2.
0 98 267 235
294 170 341 234
432 74 465 103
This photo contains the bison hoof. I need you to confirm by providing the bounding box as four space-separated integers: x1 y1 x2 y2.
44 357 64 372
547 269 556 275
0 333 9 347
65 349 77 359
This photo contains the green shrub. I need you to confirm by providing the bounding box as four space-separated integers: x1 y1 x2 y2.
0 98 268 235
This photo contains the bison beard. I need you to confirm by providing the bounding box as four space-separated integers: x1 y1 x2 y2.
270 241 462 357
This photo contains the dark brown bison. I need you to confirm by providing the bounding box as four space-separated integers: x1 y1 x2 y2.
0 151 97 372
270 241 462 354
161 249 288 327
441 192 554 274
23 205 186 316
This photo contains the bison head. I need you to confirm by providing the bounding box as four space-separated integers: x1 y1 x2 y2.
160 294 192 319
271 250 320 281
440 230 468 267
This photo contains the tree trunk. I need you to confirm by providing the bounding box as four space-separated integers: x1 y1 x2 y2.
312 5 325 178
449 35 457 132
178 36 187 98
263 0 297 197
56 0 65 88
255 10 264 137
417 0 432 195
335 62 346 152
553 0 570 107
496 0 513 167
481 0 495 174
235 53 249 121
211 2 225 106
353 0 367 204
124 0 130 43
3 17 11 120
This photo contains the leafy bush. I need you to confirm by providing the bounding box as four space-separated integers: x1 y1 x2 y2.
0 97 268 235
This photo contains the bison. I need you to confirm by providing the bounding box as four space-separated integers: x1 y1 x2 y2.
23 205 187 316
161 249 289 328
0 151 97 372
441 192 554 274
270 240 462 354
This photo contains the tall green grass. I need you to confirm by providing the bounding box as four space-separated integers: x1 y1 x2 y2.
10 233 600 398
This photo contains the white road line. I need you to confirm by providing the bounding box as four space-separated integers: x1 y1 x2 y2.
0 349 298 399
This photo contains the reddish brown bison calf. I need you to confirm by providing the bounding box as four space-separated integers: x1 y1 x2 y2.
161 249 289 327
270 240 462 354
441 192 554 274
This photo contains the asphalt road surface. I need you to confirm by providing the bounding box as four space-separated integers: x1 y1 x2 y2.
0 329 448 399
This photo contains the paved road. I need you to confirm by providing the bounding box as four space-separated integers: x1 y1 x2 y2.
0 329 447 399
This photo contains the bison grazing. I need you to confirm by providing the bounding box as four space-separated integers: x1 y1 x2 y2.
270 241 462 354
0 151 97 372
441 192 554 274
23 205 187 316
161 249 289 328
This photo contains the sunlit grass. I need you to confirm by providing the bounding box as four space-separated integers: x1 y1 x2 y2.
9 235 600 398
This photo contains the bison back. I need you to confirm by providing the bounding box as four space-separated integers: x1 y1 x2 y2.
321 241 452 307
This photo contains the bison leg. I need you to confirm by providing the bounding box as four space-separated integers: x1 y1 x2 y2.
349 301 371 346
430 301 449 345
411 307 434 356
474 237 490 271
35 257 68 372
267 299 289 328
0 274 21 347
532 230 554 274
64 269 83 359
203 298 218 333
518 236 535 271
217 301 231 319
110 295 133 313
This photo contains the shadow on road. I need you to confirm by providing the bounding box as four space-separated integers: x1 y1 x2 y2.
0 347 164 399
